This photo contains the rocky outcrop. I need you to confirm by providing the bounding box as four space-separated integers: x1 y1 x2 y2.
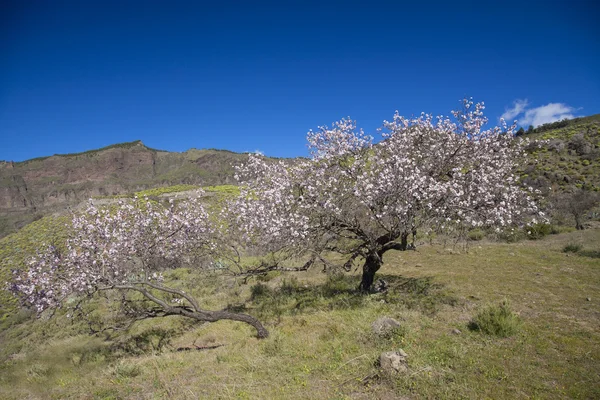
0 141 254 237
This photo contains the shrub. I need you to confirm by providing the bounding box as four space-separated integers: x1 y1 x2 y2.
468 229 485 241
563 243 582 253
280 277 300 296
113 361 142 378
498 228 525 243
322 273 352 296
469 301 521 337
250 283 274 300
523 223 555 240
134 184 199 198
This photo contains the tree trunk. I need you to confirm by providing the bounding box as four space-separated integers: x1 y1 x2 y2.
399 232 409 251
118 285 270 339
359 252 382 292
575 215 584 230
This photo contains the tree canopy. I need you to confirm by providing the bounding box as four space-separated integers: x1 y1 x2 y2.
234 99 542 290
9 194 269 338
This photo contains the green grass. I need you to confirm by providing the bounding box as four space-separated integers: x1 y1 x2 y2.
93 184 234 200
134 184 200 197
204 185 241 196
0 229 599 399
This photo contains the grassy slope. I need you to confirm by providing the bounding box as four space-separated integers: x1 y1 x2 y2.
0 229 598 399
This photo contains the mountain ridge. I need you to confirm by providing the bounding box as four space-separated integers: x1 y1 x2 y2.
0 142 267 237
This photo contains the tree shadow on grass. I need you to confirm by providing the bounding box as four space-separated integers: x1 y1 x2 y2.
579 250 600 259
234 273 460 321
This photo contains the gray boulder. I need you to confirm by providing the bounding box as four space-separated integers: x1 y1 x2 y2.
379 350 408 374
371 317 401 337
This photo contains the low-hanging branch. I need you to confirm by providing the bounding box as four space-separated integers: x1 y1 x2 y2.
10 194 270 339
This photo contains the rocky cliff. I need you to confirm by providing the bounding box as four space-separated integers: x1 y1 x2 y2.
0 141 252 237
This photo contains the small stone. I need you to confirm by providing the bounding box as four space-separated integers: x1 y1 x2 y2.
415 263 423 268
509 252 515 256
371 317 401 336
372 278 389 293
396 349 408 357
586 297 592 301
451 328 462 335
379 351 408 374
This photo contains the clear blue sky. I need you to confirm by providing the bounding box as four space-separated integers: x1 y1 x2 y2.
1 0 599 161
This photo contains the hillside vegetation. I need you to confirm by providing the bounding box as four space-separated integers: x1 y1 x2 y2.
518 114 600 193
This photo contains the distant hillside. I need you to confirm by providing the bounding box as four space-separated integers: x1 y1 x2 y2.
517 114 600 194
2 115 598 238
0 141 259 237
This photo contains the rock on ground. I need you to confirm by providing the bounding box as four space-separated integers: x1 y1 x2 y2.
379 350 408 374
371 317 401 337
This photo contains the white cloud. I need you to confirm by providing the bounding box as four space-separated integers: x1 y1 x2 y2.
501 99 577 127
520 103 576 127
501 99 529 121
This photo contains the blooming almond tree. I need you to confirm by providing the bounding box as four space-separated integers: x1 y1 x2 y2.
9 194 269 338
234 100 541 291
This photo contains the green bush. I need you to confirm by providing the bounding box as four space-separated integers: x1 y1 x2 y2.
563 243 582 253
469 301 521 337
113 361 142 378
322 273 352 296
280 277 300 296
523 223 557 240
250 283 274 300
468 229 485 241
497 228 525 243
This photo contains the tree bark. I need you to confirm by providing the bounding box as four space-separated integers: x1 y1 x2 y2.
162 306 269 339
575 215 584 230
110 284 270 339
198 310 269 339
399 232 409 251
359 252 382 292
